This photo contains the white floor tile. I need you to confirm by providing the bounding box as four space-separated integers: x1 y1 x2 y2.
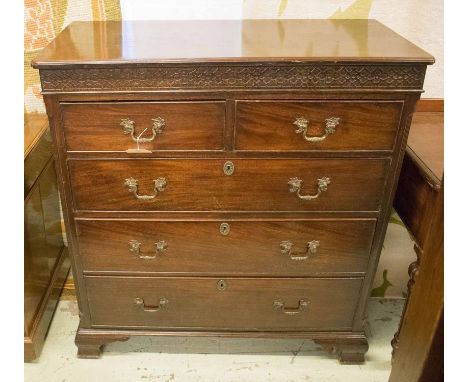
25 298 403 382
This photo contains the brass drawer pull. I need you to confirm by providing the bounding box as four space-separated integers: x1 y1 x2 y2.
128 239 168 259
134 297 168 312
273 299 310 315
288 177 330 200
280 240 319 261
125 177 167 200
120 117 165 143
293 116 340 142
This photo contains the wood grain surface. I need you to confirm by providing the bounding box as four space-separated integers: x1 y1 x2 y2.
236 100 402 151
62 101 225 152
407 111 443 181
68 158 389 212
24 116 70 361
85 276 363 331
76 218 376 276
32 20 433 67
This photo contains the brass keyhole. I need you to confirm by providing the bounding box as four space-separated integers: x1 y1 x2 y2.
217 279 227 291
220 222 230 235
223 161 234 176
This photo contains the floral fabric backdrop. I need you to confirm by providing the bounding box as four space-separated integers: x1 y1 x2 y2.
25 0 432 298
24 0 121 113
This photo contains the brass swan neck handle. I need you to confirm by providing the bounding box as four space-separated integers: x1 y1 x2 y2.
134 297 168 312
128 239 168 259
273 299 310 315
293 116 340 142
125 177 167 200
288 177 330 200
120 117 165 143
280 240 320 261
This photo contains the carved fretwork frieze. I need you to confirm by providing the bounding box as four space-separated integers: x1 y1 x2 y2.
39 64 427 92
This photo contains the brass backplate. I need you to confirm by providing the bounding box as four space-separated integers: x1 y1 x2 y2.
217 279 228 291
219 222 230 235
223 161 234 176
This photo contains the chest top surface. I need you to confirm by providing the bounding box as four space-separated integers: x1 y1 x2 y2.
32 19 433 69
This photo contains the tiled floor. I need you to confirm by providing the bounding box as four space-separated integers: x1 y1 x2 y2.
24 297 403 382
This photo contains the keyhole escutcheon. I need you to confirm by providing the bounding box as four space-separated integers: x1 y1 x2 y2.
223 161 234 176
217 279 228 291
220 222 230 235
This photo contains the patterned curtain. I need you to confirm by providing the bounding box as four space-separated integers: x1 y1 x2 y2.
24 0 121 113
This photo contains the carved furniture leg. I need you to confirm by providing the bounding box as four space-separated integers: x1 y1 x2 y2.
75 327 130 359
316 337 369 364
391 243 422 358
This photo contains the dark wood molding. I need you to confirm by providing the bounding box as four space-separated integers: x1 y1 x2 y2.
24 113 71 361
392 108 443 362
390 178 443 382
391 243 422 354
391 104 444 382
416 98 444 112
24 248 70 361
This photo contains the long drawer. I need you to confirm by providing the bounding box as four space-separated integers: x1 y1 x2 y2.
86 276 363 330
68 158 389 212
235 100 403 151
77 219 376 275
61 101 225 152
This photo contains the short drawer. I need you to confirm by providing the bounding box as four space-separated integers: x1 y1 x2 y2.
86 276 362 330
61 101 225 151
235 101 403 151
68 158 389 212
77 219 376 275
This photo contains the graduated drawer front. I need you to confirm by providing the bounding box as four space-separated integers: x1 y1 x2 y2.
61 102 225 151
86 276 362 330
77 219 376 275
68 158 389 212
235 101 403 151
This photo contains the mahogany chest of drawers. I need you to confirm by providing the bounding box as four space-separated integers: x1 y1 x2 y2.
33 19 433 363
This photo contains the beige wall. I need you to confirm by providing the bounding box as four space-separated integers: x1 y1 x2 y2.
243 0 443 98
